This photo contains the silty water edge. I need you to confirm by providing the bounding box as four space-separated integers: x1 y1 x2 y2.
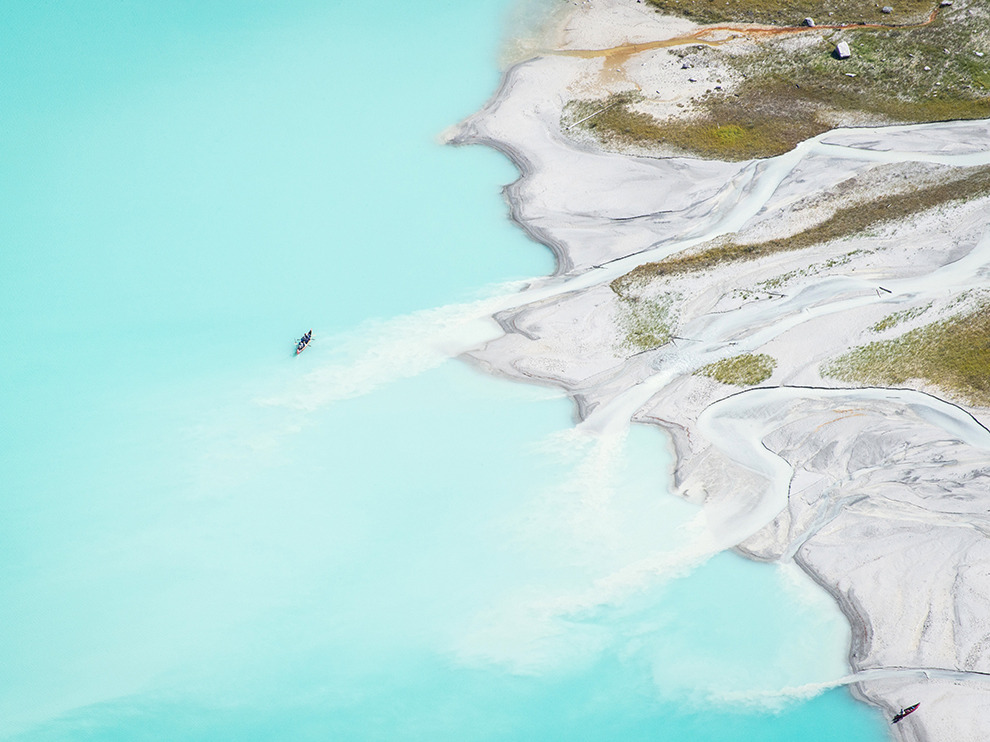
0 1 884 739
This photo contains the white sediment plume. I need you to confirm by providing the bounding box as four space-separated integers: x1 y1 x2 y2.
264 2 990 727
258 281 535 411
264 112 990 416
447 0 990 736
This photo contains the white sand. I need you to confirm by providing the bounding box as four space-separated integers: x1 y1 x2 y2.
449 1 990 738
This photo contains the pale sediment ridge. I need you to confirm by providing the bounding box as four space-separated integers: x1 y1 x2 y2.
449 0 990 738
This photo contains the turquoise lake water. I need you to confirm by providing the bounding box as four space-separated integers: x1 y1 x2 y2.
0 1 888 739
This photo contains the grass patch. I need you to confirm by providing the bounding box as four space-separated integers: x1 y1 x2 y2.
564 92 667 149
755 250 863 292
656 103 826 160
612 164 990 293
617 294 676 351
699 353 777 385
566 4 990 159
823 304 990 406
564 88 829 161
645 0 937 26
744 21 990 124
871 303 932 332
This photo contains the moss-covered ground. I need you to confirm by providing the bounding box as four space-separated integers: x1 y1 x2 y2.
565 1 990 160
823 304 990 405
611 164 990 293
616 294 677 351
645 0 936 27
871 303 932 333
564 90 824 161
699 353 777 385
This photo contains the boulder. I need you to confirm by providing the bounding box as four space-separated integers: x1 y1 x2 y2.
835 41 852 59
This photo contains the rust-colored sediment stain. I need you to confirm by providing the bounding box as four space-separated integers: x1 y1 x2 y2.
815 410 867 432
559 5 942 65
562 32 729 83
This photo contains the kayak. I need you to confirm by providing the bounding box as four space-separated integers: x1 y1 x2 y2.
892 703 920 724
295 330 313 355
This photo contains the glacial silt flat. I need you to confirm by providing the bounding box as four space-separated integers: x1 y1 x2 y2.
451 1 990 738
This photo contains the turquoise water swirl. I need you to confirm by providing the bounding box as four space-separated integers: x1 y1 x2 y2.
0 2 886 739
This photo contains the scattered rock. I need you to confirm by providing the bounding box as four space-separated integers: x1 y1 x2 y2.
941 0 953 6
882 6 893 14
835 41 852 59
804 17 815 27
924 65 932 70
977 51 985 57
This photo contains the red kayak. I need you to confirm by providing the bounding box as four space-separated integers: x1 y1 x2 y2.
295 330 313 355
892 703 920 724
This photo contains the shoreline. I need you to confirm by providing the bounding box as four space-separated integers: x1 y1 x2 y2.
447 60 575 276
451 1 990 738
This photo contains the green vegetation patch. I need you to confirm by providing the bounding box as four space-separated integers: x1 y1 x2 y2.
563 93 666 149
617 294 677 351
757 251 863 292
654 97 826 160
612 164 990 294
733 21 990 130
646 0 936 26
871 303 932 332
566 4 990 159
823 304 990 406
564 86 829 161
699 353 777 385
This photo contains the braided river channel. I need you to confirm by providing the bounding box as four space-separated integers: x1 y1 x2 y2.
0 1 932 739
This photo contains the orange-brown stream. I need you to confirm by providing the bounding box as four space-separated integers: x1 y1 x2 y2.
558 5 942 69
